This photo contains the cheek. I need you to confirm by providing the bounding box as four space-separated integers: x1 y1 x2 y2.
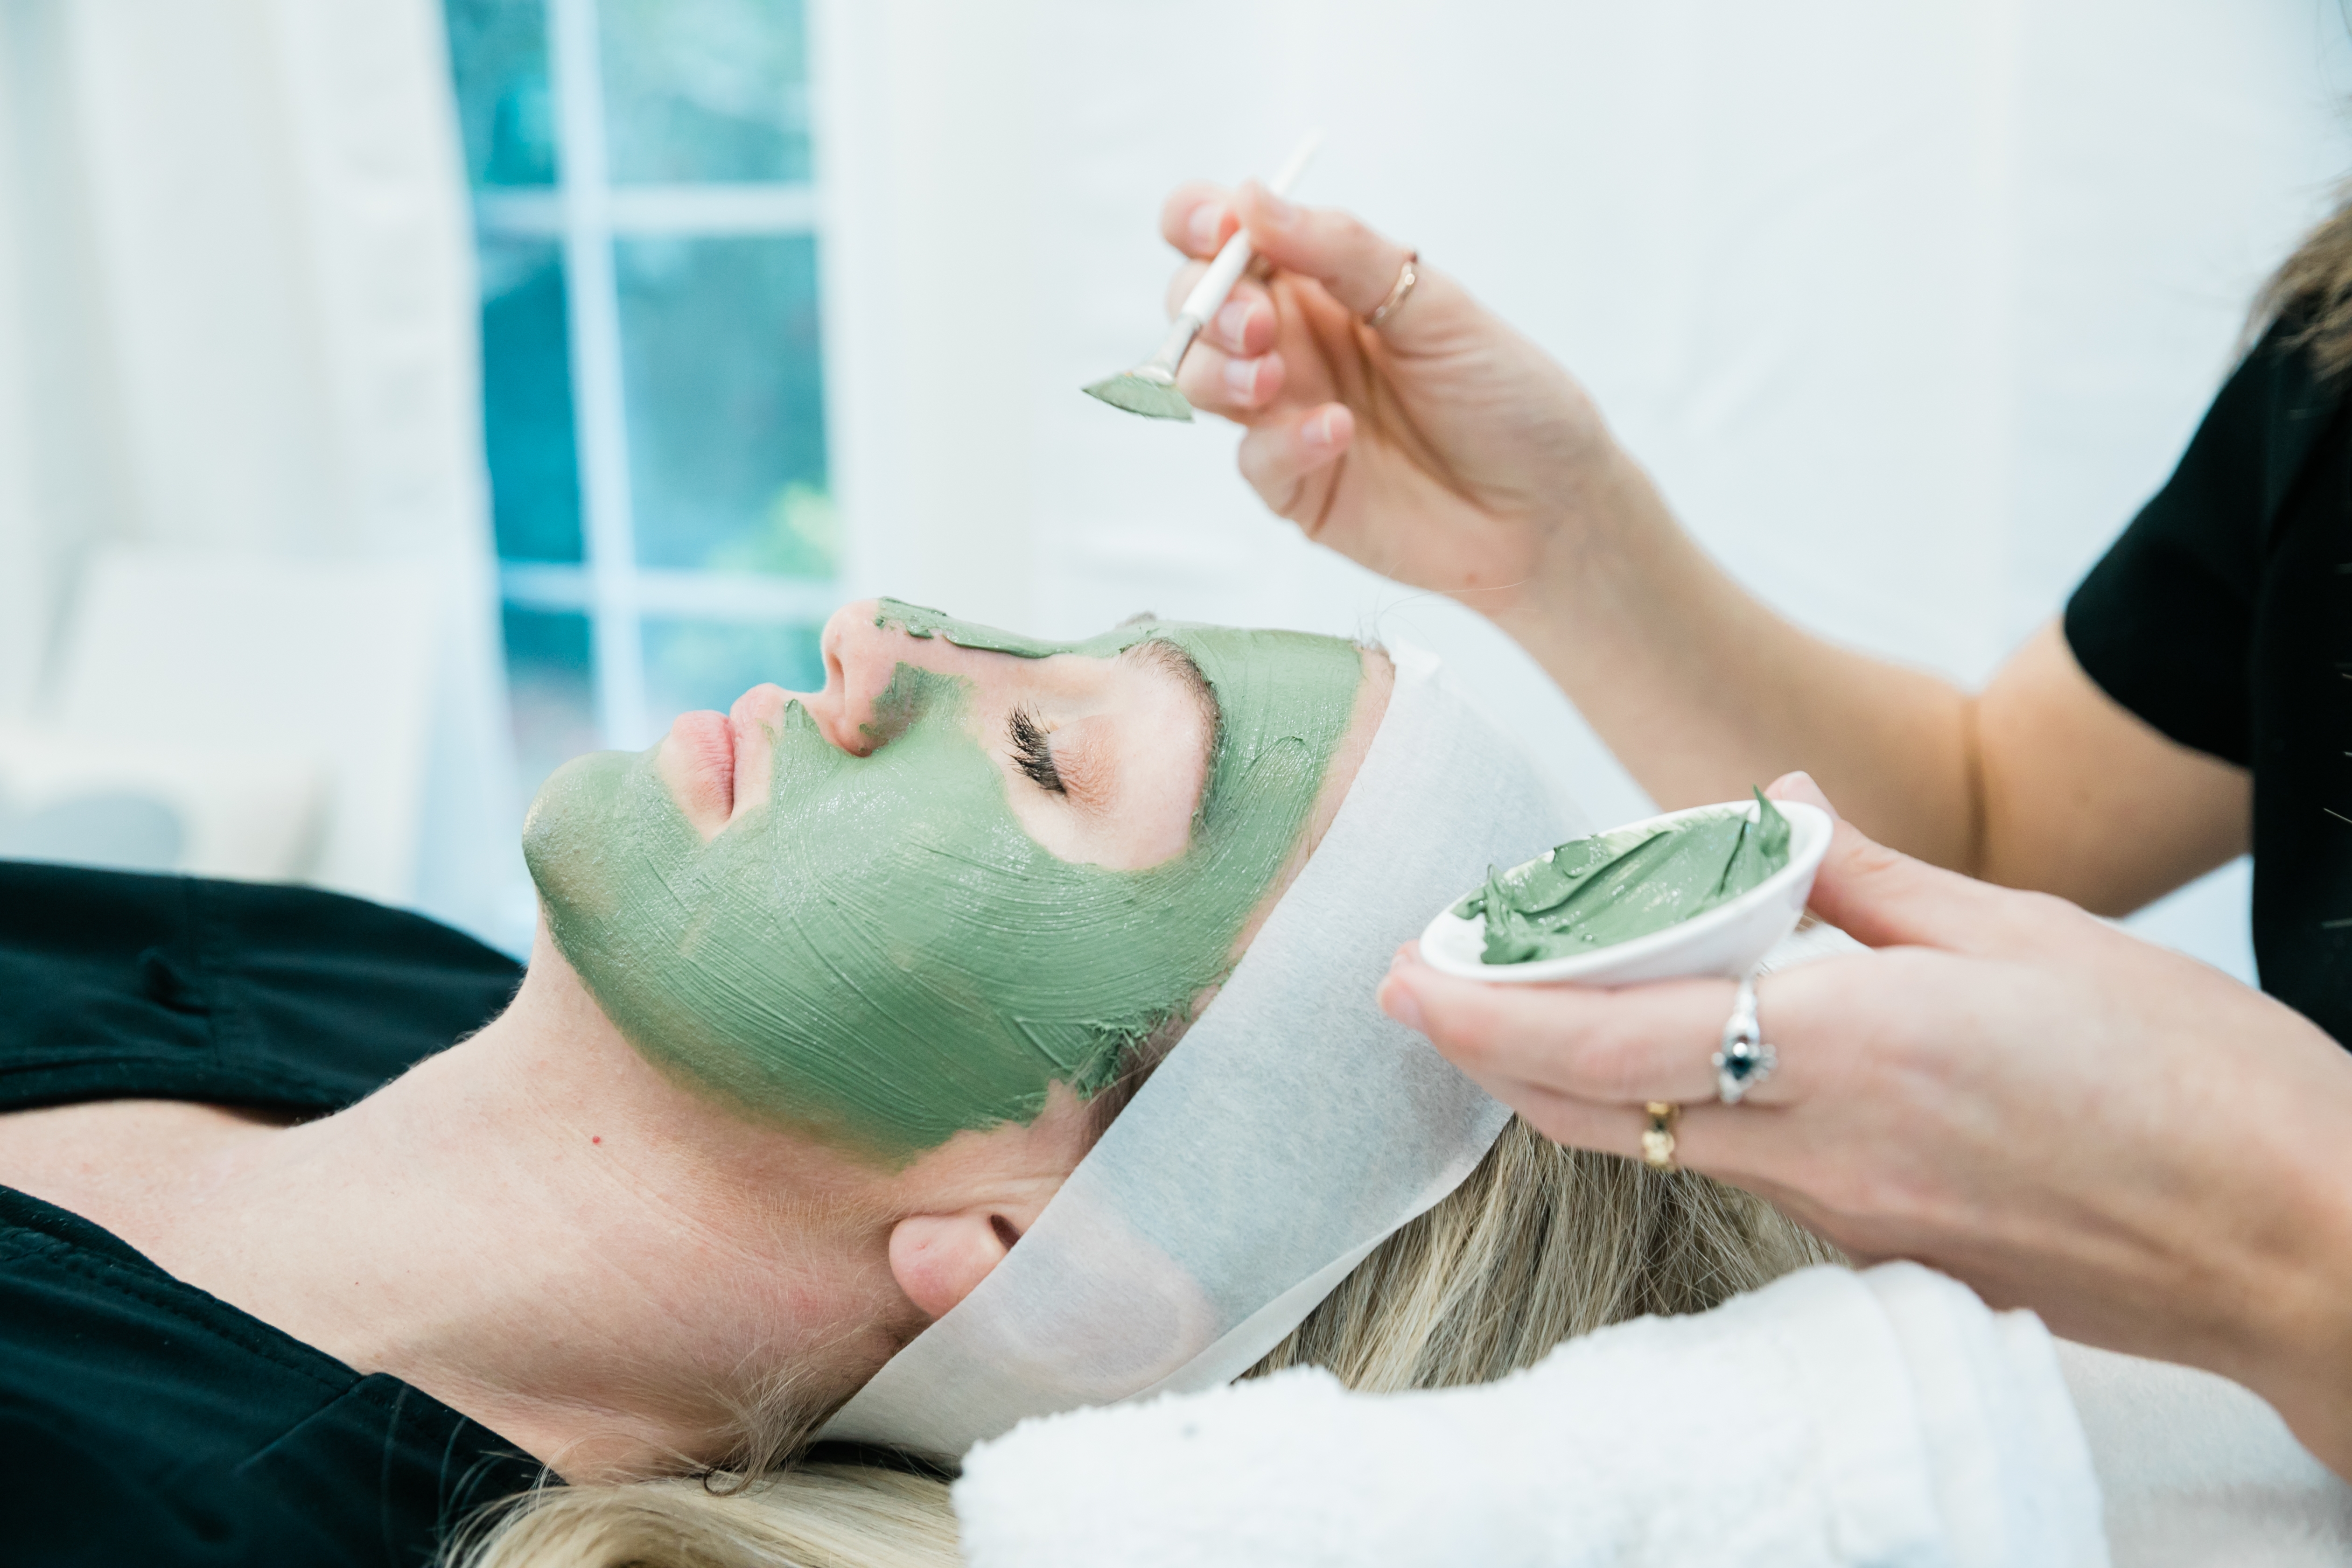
551 712 1258 1158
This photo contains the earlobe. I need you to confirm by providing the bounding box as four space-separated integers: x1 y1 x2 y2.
888 1211 1017 1323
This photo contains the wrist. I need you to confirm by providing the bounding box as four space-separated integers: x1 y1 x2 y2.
1495 438 1639 616
1490 439 1689 658
2231 1084 2352 1478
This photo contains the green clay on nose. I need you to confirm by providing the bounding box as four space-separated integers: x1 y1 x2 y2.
522 600 1363 1158
1458 789 1791 964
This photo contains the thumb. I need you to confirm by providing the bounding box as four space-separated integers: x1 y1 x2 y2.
1234 182 1421 323
1771 771 2026 957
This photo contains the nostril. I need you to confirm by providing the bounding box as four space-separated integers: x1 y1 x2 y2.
989 1215 1022 1251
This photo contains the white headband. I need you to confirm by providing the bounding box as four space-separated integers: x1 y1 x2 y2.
822 644 1578 1456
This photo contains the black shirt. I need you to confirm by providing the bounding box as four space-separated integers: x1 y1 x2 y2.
2065 315 2352 1043
0 862 538 1566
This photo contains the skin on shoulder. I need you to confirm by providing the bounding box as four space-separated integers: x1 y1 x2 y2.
0 601 1393 1480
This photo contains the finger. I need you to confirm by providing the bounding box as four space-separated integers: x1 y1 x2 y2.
1764 770 1837 817
1159 182 1239 261
1463 1075 1650 1162
1380 953 1752 1106
1174 342 1287 420
1159 266 1278 356
1206 290 1279 357
1163 266 1272 329
1799 811 2064 960
1757 769 2063 960
1235 403 1352 513
1461 1072 1781 1183
1233 182 1415 321
1162 259 1207 321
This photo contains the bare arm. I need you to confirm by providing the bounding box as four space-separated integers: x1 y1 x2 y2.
1162 184 2247 913
1498 451 2248 912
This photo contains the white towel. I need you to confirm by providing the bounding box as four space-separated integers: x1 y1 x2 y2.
954 1262 2107 1568
2056 1340 2352 1566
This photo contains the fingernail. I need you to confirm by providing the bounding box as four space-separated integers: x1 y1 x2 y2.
1223 356 1262 401
1378 975 1426 1033
1188 202 1225 250
1213 298 1253 350
1766 770 1837 818
1302 408 1339 449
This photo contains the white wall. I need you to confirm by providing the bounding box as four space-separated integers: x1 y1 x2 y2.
818 0 2352 981
0 0 518 941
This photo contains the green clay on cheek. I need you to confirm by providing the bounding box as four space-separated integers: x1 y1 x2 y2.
1457 789 1791 963
522 599 1362 1158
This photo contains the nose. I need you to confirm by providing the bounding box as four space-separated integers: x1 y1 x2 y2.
818 598 935 756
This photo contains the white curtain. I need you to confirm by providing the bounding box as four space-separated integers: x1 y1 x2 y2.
816 0 2352 982
0 0 517 945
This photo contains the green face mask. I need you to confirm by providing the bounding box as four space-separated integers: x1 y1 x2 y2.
523 599 1364 1158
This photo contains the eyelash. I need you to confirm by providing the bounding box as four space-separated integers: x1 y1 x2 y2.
1008 708 1065 795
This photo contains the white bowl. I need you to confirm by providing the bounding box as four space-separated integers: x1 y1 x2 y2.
1417 798 1834 986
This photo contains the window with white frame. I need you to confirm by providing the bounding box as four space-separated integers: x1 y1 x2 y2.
444 0 834 803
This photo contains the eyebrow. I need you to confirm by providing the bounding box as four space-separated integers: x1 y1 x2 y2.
1122 638 1221 763
1034 639 1217 826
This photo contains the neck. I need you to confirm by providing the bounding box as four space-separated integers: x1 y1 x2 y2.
119 959 917 1479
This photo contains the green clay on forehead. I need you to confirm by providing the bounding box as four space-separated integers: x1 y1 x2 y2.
523 600 1363 1158
1458 790 1790 964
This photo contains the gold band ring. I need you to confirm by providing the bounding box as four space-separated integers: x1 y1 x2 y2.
1640 1101 1680 1171
1365 252 1419 328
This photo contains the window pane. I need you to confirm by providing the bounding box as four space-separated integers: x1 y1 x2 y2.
503 607 598 811
445 0 557 187
617 235 829 574
597 0 810 184
642 617 825 734
480 240 584 563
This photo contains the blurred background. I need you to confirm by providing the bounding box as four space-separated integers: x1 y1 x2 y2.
0 0 2347 969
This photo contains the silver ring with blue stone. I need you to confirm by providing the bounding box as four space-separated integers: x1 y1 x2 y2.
1712 974 1778 1106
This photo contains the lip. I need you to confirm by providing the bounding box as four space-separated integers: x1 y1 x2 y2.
727 712 755 816
665 709 739 818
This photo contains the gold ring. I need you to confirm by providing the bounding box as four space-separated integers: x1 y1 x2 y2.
1365 251 1419 328
1640 1101 1680 1171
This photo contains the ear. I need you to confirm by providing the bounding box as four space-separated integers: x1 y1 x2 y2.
888 1210 1022 1323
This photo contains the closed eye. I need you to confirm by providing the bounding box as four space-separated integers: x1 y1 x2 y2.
1008 707 1065 795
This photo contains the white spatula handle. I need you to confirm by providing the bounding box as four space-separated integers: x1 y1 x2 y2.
1171 131 1323 329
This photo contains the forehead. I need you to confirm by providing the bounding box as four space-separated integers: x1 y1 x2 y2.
873 597 1364 784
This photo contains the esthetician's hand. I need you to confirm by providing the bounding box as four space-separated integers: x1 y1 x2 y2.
1377 772 2352 1479
1160 183 1615 612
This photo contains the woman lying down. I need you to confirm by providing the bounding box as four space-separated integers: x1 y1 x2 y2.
0 598 1830 1568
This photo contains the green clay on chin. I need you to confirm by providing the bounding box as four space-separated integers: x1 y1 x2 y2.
523 599 1363 1158
1458 789 1791 964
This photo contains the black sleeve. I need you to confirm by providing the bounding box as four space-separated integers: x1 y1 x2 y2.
0 863 523 1114
2063 318 2346 767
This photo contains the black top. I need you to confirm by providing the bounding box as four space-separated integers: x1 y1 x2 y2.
2066 315 2352 1043
0 862 538 1567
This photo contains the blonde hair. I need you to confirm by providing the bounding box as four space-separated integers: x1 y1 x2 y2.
2255 183 2352 377
459 1119 1833 1568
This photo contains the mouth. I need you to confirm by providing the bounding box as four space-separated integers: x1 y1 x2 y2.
666 710 739 821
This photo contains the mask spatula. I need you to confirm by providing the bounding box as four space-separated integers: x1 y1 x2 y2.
1082 132 1323 421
